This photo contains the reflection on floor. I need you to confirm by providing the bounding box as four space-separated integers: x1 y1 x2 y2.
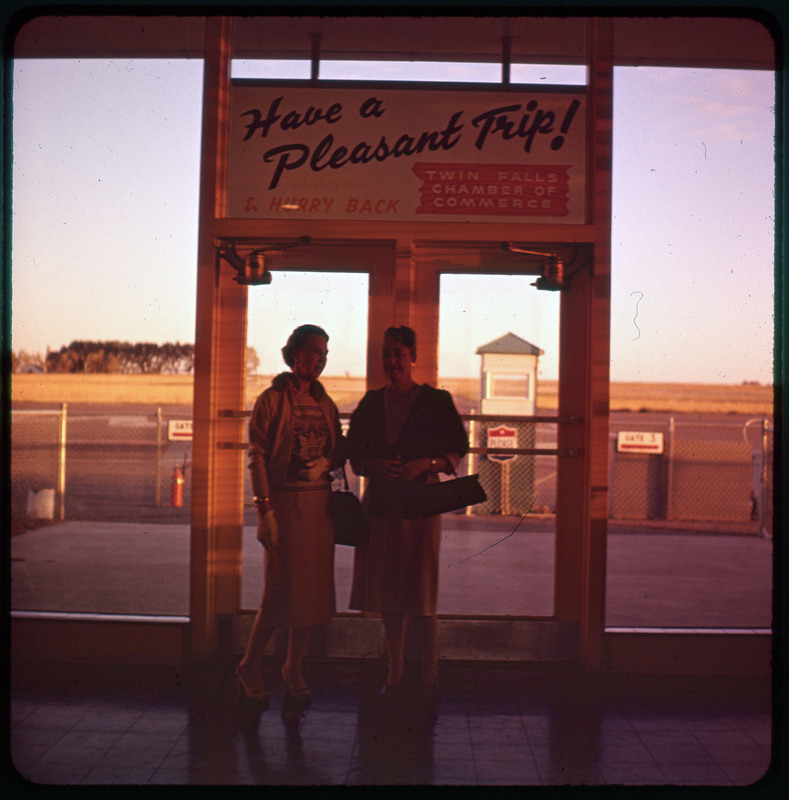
10 660 773 787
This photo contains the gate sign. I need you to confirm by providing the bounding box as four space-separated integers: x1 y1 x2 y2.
488 426 518 463
617 431 663 454
168 420 193 442
227 84 586 224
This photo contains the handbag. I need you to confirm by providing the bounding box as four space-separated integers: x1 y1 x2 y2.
405 473 487 518
369 473 487 519
329 466 369 546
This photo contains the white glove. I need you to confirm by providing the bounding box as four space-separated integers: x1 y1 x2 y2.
256 509 279 550
298 455 329 482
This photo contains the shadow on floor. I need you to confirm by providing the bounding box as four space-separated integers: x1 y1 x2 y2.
9 658 775 788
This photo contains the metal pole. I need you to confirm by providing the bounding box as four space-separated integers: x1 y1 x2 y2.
666 416 675 520
466 413 476 515
502 460 511 515
501 35 512 85
761 418 770 538
310 33 321 81
58 402 67 521
609 431 616 518
156 407 163 507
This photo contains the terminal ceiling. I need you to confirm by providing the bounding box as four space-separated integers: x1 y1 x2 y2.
14 15 774 71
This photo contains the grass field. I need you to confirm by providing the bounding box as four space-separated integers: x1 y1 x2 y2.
12 373 774 415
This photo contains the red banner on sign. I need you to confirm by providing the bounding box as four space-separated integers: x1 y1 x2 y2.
413 162 570 217
488 426 517 439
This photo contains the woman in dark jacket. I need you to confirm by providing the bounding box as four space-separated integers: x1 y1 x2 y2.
348 326 469 695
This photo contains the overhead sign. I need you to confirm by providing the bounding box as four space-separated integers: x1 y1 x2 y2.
617 431 664 454
488 426 518 463
168 420 193 442
227 83 586 224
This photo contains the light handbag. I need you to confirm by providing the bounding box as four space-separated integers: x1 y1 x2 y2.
329 466 369 546
369 473 487 519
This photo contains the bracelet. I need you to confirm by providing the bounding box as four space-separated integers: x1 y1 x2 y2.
253 496 272 512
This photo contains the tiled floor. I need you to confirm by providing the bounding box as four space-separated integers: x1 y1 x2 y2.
9 659 774 787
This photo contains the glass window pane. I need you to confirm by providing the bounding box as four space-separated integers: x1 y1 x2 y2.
490 373 530 398
231 59 311 79
11 59 203 616
437 273 560 616
510 63 587 85
319 60 500 83
230 59 587 85
606 66 774 629
242 271 369 611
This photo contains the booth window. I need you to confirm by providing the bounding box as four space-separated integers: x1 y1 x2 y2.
488 372 531 400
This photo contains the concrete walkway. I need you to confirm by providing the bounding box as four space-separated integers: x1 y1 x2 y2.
10 516 772 629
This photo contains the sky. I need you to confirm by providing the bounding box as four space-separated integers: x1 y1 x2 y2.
10 56 776 384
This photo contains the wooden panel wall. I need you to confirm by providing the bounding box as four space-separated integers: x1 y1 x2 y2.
191 17 246 655
554 18 614 669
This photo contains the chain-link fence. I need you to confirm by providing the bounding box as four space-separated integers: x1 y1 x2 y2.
464 419 557 516
10 406 193 531
11 408 772 535
609 417 773 535
10 410 65 527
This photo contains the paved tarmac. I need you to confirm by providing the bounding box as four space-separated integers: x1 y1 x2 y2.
10 515 772 629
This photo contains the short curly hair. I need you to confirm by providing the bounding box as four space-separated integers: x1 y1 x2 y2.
384 325 417 359
281 324 329 368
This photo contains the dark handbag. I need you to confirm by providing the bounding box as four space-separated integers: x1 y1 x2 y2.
370 473 487 519
405 473 487 518
329 466 369 546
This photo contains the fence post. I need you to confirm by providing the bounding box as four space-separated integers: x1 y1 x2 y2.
466 413 476 515
502 460 511 515
608 432 616 518
58 403 67 521
665 416 675 520
156 407 163 507
760 417 770 538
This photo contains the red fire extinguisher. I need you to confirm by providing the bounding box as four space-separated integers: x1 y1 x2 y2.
171 464 185 507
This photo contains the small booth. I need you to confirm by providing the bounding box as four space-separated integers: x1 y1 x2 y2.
473 333 543 515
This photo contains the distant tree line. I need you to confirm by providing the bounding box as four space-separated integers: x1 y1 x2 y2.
12 342 265 375
39 341 196 374
11 349 45 373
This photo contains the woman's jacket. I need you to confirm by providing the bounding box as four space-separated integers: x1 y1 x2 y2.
248 372 344 496
347 384 469 482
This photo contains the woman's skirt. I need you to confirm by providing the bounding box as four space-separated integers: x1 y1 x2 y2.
349 512 441 616
258 487 336 627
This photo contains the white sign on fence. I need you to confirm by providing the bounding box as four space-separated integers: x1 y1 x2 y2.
617 431 664 454
487 425 518 463
168 420 193 442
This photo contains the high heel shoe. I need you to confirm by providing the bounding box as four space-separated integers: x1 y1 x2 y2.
236 665 270 709
419 667 439 702
282 666 311 711
379 682 404 704
421 666 439 688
